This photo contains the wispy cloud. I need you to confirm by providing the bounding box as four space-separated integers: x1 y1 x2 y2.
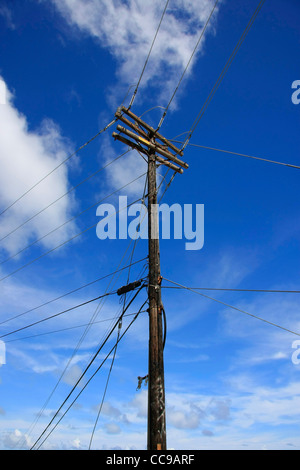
50 0 221 107
0 5 16 30
46 0 222 202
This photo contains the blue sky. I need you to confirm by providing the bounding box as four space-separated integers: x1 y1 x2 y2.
0 0 300 450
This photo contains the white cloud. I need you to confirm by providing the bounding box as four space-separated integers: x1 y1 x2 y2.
62 363 83 386
47 0 221 201
71 437 81 449
208 398 231 421
166 392 230 432
1 429 32 450
167 406 201 429
0 78 6 104
227 380 300 431
130 389 148 418
50 0 220 107
101 401 123 419
105 422 121 434
96 134 147 201
218 293 300 369
0 78 78 256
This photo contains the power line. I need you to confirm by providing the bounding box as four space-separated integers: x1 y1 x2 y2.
128 0 170 109
15 126 148 450
92 213 148 451
5 311 148 343
172 141 300 170
162 277 300 337
118 171 148 341
158 170 177 203
21 213 148 449
0 118 117 217
88 318 121 450
182 0 266 150
18 238 148 449
30 287 146 450
162 286 300 294
157 0 220 131
34 299 148 451
0 150 129 247
0 151 133 266
0 291 118 340
0 257 147 326
6 0 270 450
0 175 147 284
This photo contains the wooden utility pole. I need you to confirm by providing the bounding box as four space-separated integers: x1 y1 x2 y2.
112 106 188 451
147 140 166 450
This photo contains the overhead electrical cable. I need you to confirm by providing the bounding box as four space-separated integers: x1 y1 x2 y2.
0 153 137 267
0 257 147 326
182 0 267 150
172 141 300 170
5 311 148 344
30 288 145 450
162 285 300 294
0 118 117 217
0 152 133 265
30 287 146 450
34 299 148 451
0 150 129 246
0 175 147 284
0 291 118 340
85 185 149 386
22 181 151 448
162 277 300 337
67 231 149 359
88 318 121 450
128 0 170 109
119 172 148 312
0 169 145 270
18 238 148 449
157 0 220 131
158 170 177 204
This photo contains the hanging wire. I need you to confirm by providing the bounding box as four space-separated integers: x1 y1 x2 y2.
181 0 267 150
156 0 220 131
128 0 170 109
30 289 146 450
0 119 117 217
